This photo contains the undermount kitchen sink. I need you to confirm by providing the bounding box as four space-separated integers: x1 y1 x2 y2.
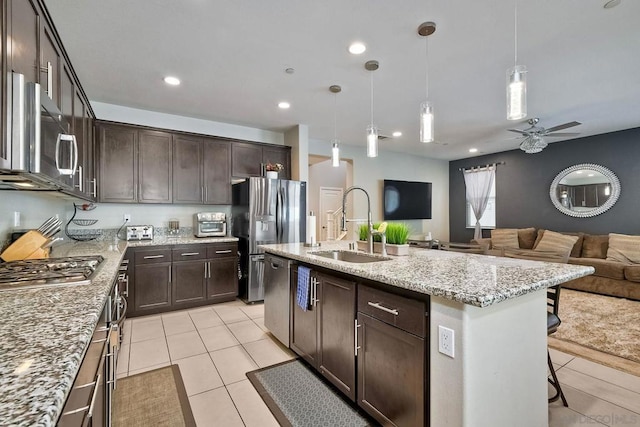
310 250 391 263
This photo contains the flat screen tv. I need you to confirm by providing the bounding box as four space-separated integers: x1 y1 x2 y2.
383 180 432 220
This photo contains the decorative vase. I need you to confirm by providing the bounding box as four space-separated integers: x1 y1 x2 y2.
266 171 278 179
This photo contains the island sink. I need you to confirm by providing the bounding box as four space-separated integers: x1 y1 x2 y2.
310 250 391 263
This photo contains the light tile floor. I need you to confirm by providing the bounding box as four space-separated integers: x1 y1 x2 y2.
117 301 640 426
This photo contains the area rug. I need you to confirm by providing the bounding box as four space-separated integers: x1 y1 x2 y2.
549 289 640 376
246 359 372 427
113 365 196 427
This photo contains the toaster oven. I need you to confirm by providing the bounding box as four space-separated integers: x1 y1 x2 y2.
194 212 227 237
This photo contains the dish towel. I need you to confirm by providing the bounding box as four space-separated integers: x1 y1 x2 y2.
296 266 311 312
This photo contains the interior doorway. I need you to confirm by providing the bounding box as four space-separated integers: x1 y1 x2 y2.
308 155 353 241
319 187 343 240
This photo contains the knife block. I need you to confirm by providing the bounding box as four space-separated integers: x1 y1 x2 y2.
0 230 50 261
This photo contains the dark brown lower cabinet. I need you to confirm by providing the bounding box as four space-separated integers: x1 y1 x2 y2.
207 257 238 302
172 259 207 306
128 243 238 316
357 284 427 426
357 313 425 426
134 262 172 313
289 267 357 401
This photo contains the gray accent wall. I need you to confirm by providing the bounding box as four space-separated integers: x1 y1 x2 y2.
449 127 640 243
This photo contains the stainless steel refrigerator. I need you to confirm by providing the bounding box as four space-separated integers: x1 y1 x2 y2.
232 177 306 302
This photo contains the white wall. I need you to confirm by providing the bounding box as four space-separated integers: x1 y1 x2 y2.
309 139 450 241
0 192 72 246
91 102 284 145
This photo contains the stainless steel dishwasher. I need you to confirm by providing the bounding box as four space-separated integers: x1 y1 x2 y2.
264 253 293 347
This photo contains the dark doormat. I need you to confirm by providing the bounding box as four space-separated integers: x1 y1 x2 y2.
247 359 374 427
113 364 196 427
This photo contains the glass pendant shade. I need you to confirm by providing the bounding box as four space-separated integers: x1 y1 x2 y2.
366 125 378 158
331 140 340 167
507 65 527 120
420 101 434 143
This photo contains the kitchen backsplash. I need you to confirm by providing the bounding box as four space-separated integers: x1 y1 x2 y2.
0 191 232 252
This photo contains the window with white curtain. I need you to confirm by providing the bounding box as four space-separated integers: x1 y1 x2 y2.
466 178 496 229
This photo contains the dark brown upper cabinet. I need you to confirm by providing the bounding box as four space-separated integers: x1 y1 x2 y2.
232 142 292 180
203 138 231 204
231 142 263 178
172 136 231 205
40 21 62 107
98 123 172 204
138 130 172 203
9 0 40 84
98 124 138 203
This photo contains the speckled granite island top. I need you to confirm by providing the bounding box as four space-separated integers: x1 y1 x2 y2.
0 236 237 426
260 241 594 308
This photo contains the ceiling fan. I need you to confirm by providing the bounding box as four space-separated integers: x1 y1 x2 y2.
508 118 581 154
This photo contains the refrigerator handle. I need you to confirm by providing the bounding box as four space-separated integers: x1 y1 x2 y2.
279 186 285 241
275 185 280 241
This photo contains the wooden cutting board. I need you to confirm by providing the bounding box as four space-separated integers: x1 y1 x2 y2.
0 230 50 261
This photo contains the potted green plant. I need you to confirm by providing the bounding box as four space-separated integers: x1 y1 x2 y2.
357 222 411 256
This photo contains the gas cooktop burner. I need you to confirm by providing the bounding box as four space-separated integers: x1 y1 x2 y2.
0 255 104 291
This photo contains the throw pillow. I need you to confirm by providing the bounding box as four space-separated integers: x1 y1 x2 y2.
534 229 584 258
606 233 640 264
517 228 537 250
491 229 519 249
581 234 609 259
534 230 579 257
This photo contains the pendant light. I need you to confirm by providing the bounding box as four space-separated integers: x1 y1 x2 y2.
418 22 436 143
365 60 379 158
507 0 527 120
329 85 341 167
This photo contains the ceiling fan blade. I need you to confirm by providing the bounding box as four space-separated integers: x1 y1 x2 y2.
545 132 581 137
545 121 581 133
507 129 529 135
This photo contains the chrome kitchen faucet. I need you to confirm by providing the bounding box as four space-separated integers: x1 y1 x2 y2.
341 186 374 254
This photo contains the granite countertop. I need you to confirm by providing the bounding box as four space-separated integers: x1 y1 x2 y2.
260 241 595 308
0 235 237 426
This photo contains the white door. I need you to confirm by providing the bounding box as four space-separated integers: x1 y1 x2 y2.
319 187 343 240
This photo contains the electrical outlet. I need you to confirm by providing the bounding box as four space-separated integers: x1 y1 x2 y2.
123 214 131 222
13 211 21 227
438 325 455 358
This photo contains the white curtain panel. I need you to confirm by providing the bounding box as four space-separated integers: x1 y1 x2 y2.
463 166 496 241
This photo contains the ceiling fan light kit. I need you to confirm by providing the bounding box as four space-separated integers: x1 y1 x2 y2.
508 117 582 154
418 21 436 143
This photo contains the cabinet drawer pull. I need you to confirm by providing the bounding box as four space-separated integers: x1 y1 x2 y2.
143 255 164 259
368 301 399 316
180 252 200 256
87 373 101 418
354 319 361 357
215 249 232 254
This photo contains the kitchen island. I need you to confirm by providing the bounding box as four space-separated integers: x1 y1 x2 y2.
261 241 594 427
0 235 237 426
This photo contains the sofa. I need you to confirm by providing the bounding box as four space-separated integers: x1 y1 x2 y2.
473 228 640 301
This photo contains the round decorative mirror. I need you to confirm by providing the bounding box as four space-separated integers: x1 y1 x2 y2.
550 163 620 217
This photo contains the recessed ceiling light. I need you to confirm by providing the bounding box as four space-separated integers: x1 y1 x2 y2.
348 42 366 55
163 76 180 86
278 102 290 109
392 131 402 137
469 148 478 153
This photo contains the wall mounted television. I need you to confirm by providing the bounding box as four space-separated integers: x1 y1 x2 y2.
383 180 432 220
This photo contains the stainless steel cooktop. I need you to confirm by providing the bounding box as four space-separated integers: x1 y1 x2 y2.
0 255 104 291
